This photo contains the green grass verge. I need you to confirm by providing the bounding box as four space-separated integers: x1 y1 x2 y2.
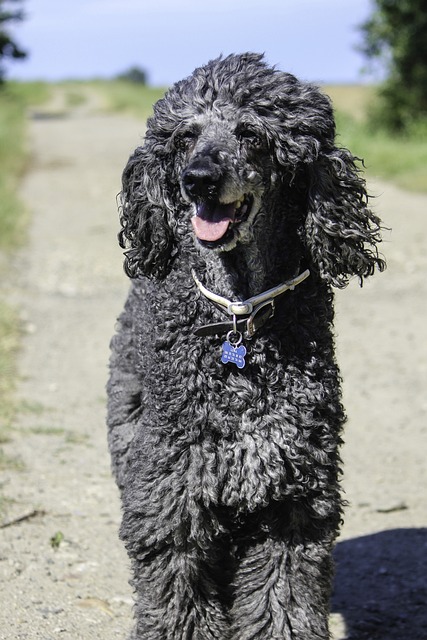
91 80 166 121
0 82 50 251
0 300 21 442
336 112 427 193
325 84 427 192
0 82 49 459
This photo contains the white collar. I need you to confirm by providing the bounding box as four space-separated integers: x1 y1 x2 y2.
192 268 310 339
192 268 310 316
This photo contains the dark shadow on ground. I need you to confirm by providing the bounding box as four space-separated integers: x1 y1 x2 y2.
332 528 427 639
29 111 68 120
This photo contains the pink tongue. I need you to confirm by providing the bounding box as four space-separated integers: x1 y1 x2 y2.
192 202 235 242
192 216 231 242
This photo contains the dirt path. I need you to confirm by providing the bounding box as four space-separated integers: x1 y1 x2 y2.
0 92 137 639
0 91 426 640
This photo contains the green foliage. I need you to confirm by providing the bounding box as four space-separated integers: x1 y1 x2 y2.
116 66 148 85
50 531 64 549
0 0 27 81
359 0 427 132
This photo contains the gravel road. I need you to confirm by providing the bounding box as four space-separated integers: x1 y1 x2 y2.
0 90 426 640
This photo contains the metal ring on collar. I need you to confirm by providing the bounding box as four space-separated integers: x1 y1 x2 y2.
228 301 253 315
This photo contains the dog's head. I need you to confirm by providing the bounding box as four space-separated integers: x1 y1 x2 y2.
119 53 385 286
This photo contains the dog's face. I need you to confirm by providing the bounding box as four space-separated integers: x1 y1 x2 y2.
120 53 385 285
177 111 272 252
145 53 331 258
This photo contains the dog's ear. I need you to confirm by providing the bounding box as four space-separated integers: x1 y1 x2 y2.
118 145 175 279
304 146 386 287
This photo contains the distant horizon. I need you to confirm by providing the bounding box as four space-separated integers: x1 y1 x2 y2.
7 0 383 87
8 75 380 88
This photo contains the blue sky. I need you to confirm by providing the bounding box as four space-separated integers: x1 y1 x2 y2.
9 0 379 86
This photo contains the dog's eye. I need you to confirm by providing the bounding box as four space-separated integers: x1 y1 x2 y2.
174 130 198 152
237 128 264 149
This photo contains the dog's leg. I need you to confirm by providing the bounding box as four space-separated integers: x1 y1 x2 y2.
123 538 231 640
128 547 229 640
119 443 232 640
230 513 336 640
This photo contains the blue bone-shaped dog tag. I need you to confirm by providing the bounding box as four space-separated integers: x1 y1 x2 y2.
221 341 247 369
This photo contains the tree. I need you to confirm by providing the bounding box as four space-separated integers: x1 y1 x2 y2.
116 66 148 85
0 0 27 82
359 0 427 132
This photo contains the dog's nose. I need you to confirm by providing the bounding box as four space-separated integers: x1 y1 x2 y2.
182 156 222 199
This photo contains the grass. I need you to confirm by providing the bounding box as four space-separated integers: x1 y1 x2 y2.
336 112 427 192
0 81 49 455
323 84 377 122
0 301 21 436
324 84 427 192
0 295 23 476
62 86 88 109
0 81 50 251
91 79 166 120
0 445 24 472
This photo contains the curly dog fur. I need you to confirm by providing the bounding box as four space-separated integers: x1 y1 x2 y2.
107 53 385 639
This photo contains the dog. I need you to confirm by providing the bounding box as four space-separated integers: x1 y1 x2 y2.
107 52 385 639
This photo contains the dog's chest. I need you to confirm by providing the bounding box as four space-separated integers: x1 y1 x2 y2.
135 282 338 512
143 347 327 512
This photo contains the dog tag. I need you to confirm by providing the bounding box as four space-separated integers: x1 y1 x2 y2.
221 332 246 369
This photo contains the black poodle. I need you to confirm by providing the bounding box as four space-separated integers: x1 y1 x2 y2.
107 53 385 639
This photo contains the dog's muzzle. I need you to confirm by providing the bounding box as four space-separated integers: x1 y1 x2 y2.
181 156 253 246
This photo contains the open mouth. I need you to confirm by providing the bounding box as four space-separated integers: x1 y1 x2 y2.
191 194 253 246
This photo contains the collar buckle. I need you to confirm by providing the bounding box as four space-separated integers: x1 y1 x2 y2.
246 299 275 337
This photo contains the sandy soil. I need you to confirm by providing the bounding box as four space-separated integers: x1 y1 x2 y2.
0 91 426 640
